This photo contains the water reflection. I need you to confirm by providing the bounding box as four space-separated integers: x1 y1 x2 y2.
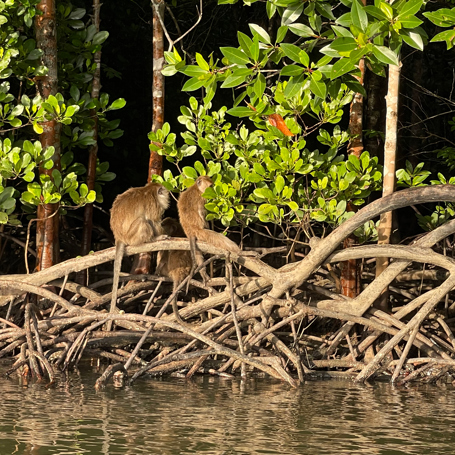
0 365 454 455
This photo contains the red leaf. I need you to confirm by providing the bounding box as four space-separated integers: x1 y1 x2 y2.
268 114 294 136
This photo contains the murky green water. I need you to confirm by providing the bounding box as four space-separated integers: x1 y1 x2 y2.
1 363 455 455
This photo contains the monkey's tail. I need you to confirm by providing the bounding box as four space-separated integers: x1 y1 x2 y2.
107 242 125 331
195 229 240 254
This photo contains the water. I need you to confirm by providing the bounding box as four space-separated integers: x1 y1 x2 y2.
1 363 455 455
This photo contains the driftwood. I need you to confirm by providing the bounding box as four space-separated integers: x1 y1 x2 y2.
2 186 455 387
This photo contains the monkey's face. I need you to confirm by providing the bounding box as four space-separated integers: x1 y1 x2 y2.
157 185 170 212
196 176 213 193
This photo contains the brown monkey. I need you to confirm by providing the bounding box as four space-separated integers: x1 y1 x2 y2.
109 182 169 330
177 176 240 283
156 217 192 323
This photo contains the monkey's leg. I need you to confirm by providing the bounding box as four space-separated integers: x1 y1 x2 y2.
196 251 210 283
185 236 198 293
190 236 210 282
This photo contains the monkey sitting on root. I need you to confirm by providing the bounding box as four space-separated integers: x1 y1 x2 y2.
109 182 169 330
177 176 241 285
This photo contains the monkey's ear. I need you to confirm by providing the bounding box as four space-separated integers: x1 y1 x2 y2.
158 186 168 195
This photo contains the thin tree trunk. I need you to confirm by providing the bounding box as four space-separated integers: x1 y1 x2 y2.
149 0 165 181
375 62 401 311
35 0 60 271
133 0 165 275
341 52 365 298
365 72 386 159
77 0 102 284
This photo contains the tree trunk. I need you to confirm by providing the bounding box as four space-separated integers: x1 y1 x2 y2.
341 51 365 298
149 0 165 181
77 0 102 285
35 0 60 271
133 0 165 275
375 62 401 311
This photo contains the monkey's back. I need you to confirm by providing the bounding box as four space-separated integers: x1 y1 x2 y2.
110 183 167 245
157 249 191 284
177 186 207 236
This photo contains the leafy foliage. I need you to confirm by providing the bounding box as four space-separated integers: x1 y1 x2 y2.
0 1 124 224
150 99 382 239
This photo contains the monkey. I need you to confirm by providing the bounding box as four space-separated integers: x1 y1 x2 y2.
156 217 192 323
177 176 241 285
108 182 169 330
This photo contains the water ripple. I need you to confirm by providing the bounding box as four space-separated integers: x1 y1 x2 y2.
0 367 455 454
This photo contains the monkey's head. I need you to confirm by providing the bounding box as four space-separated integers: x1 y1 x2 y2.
157 184 170 211
196 176 213 194
161 217 185 237
147 182 170 213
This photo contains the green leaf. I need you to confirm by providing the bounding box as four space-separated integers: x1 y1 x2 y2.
399 16 423 28
430 30 455 49
70 85 80 102
221 72 248 88
379 2 394 20
220 47 250 65
196 52 210 71
26 49 43 60
330 37 358 55
249 24 271 44
92 31 109 45
351 0 368 32
33 122 43 134
288 23 314 38
423 8 455 27
280 43 302 62
276 26 288 43
227 107 255 117
254 187 274 200
401 29 424 51
275 175 285 193
253 73 266 99
198 137 211 150
9 118 21 127
183 166 198 179
336 12 353 27
11 104 24 116
64 105 79 117
267 1 276 19
181 65 208 77
331 25 354 38
194 161 205 175
182 77 206 92
69 8 86 20
281 65 304 76
363 6 387 20
310 78 327 99
282 3 304 25
397 0 423 19
331 58 356 79
250 34 260 62
284 74 305 98
287 201 299 211
299 50 310 67
238 32 253 58
372 45 399 66
109 98 126 110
